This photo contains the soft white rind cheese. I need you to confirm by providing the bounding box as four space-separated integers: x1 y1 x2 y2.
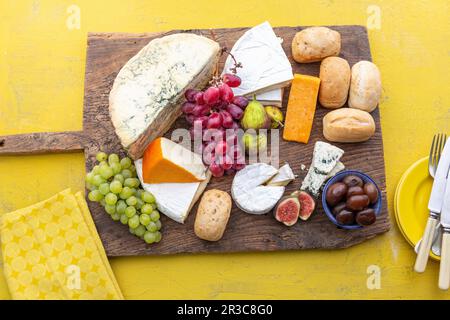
232 163 285 215
110 33 220 148
135 159 211 223
222 21 293 97
267 163 295 187
255 88 283 107
301 142 344 197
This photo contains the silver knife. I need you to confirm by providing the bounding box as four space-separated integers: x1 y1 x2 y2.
415 137 450 273
439 174 450 289
415 223 442 256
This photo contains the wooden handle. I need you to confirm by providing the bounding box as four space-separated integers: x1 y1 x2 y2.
414 216 439 273
439 231 450 290
0 131 86 155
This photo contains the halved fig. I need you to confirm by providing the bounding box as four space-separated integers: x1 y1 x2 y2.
292 190 316 221
273 196 300 226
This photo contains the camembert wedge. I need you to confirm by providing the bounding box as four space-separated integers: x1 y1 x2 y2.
110 33 220 159
266 163 295 187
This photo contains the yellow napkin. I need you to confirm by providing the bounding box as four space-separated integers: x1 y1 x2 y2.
0 189 123 300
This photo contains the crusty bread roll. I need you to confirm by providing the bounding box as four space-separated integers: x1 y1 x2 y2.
323 108 376 143
319 57 351 109
292 27 341 63
348 61 381 112
194 189 231 242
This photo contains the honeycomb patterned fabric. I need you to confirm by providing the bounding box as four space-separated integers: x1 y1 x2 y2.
0 189 124 300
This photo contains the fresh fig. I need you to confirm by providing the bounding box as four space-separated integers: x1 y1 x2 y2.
242 132 267 154
274 196 300 226
241 96 271 130
292 190 316 221
265 106 284 128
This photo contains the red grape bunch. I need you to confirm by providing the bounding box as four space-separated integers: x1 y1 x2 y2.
181 73 249 177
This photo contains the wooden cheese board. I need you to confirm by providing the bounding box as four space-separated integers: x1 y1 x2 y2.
0 25 390 256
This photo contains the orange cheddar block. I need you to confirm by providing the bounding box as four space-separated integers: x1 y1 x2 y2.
283 74 321 143
142 137 206 184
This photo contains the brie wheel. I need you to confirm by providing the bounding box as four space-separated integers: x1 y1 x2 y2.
231 163 285 215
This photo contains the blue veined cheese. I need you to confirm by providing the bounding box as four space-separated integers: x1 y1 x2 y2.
301 141 344 197
109 33 220 159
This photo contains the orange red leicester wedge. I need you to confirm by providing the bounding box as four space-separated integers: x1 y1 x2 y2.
283 74 321 144
142 137 207 184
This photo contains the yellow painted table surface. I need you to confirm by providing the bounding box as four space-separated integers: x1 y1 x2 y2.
0 0 449 300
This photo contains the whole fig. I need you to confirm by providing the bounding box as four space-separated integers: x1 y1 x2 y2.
242 132 267 154
241 96 270 130
265 106 284 129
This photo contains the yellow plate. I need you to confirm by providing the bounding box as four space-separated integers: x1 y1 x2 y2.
394 156 440 261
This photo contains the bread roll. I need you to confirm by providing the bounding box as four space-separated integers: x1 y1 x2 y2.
348 61 381 112
292 27 341 63
194 189 232 241
323 108 375 143
319 57 351 109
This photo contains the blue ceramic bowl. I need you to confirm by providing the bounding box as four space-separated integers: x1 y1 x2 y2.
322 170 382 230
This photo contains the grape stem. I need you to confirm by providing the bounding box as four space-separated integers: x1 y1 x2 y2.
221 47 242 74
275 120 284 127
207 29 242 86
209 29 220 78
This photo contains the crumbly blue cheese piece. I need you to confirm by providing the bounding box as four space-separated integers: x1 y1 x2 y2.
301 141 344 197
109 33 220 149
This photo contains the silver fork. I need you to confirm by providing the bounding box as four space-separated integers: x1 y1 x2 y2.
429 133 447 178
415 133 447 269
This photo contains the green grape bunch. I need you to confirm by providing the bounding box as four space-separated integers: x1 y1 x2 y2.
85 152 162 244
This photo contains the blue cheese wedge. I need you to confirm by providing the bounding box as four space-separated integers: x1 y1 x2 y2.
222 21 293 97
231 163 285 215
135 159 211 223
301 141 344 197
110 33 220 159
